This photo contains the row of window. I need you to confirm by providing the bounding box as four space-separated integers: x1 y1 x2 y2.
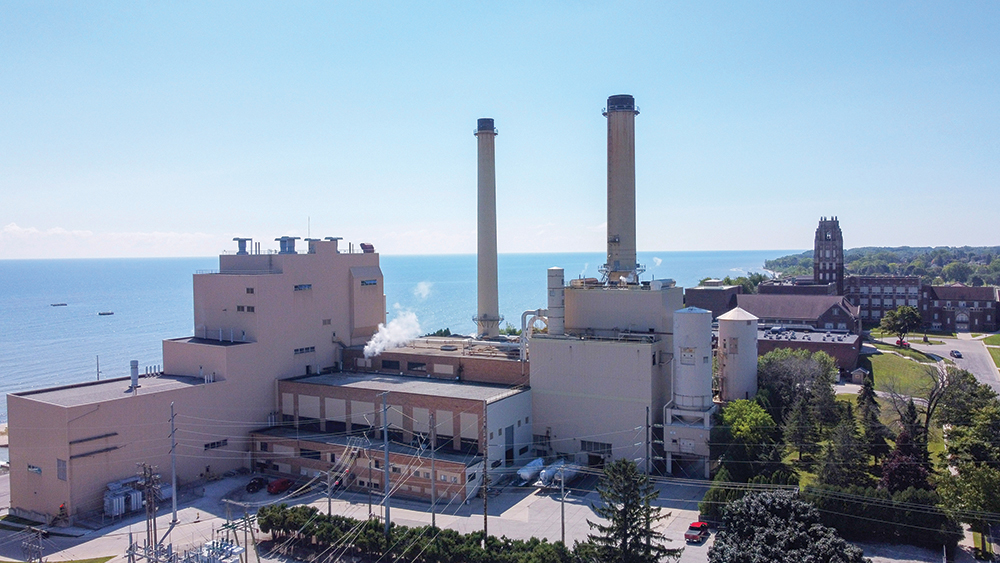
204 439 229 450
236 305 255 313
294 346 315 355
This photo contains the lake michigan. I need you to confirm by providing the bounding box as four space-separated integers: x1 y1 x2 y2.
0 249 795 425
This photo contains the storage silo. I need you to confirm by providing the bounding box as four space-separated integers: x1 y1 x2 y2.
672 307 713 412
717 307 759 402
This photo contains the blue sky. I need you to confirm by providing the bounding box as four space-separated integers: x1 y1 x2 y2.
2 2 998 259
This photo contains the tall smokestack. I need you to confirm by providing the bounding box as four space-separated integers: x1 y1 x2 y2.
601 94 641 283
475 118 501 338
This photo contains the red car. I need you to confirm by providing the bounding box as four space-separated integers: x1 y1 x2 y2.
684 521 710 543
267 478 293 495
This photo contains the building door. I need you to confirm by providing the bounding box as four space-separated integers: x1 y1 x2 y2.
505 424 515 466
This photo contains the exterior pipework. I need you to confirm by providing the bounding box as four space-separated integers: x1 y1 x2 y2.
602 94 640 282
475 118 501 338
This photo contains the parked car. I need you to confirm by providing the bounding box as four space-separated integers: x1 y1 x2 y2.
267 478 293 495
246 476 268 493
950 350 963 358
896 339 910 348
684 521 710 543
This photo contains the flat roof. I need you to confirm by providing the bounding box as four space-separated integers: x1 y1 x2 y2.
758 329 859 345
12 375 203 408
166 337 253 347
286 372 526 404
363 337 521 361
252 426 481 466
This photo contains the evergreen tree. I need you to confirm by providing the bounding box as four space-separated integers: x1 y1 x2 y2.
584 459 682 563
783 393 818 461
818 406 872 488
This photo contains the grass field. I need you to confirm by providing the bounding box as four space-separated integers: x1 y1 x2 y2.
871 343 939 363
983 334 1000 346
870 352 938 397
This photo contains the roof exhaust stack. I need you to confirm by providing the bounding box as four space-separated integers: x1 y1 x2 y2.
600 94 644 284
474 117 502 338
275 236 300 254
233 237 252 255
129 360 139 391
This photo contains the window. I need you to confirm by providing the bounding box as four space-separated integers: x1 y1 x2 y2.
361 279 377 286
300 449 321 460
469 472 477 482
322 319 331 326
246 306 255 313
204 439 228 450
294 346 316 355
294 284 312 291
391 466 401 474
381 360 400 370
519 445 529 455
728 337 738 354
439 474 447 481
57 459 67 481
237 305 245 312
260 442 269 451
833 308 840 316
246 288 254 294
407 362 426 372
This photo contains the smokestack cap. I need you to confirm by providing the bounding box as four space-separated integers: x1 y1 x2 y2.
476 118 496 132
606 94 637 112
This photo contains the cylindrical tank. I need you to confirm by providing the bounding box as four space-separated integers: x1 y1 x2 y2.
672 307 713 411
547 267 565 336
475 118 500 338
130 360 139 389
717 307 759 402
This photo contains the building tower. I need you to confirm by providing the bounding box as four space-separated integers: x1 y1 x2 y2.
474 118 502 338
814 216 845 295
601 95 643 283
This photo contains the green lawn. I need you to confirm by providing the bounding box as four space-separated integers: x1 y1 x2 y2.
871 343 939 363
870 352 938 397
988 346 1000 370
982 334 1000 346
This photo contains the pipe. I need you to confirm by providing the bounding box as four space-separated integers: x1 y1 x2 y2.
519 309 548 362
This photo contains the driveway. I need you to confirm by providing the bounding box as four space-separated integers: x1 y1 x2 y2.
905 333 1000 394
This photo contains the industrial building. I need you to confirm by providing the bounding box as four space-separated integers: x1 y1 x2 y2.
7 96 742 526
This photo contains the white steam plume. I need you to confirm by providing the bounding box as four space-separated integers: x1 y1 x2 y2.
364 311 421 358
653 257 663 267
413 281 432 299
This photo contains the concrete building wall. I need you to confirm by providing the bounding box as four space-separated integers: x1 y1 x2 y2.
530 337 659 472
564 286 683 335
9 377 251 522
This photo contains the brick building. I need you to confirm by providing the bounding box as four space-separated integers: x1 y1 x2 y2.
921 283 1000 332
844 275 921 324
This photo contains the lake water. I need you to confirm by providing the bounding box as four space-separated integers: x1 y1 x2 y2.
0 249 794 426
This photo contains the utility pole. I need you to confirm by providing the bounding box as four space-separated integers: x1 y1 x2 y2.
170 402 178 524
381 392 390 538
645 406 650 475
560 465 566 545
21 527 45 563
326 469 333 517
430 411 436 529
140 463 160 550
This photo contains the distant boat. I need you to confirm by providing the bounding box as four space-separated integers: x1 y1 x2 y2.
98 311 114 316
50 303 67 307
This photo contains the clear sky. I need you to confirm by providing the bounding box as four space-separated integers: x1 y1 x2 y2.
2 2 998 259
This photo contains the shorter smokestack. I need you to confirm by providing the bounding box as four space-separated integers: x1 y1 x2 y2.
130 360 139 389
547 268 565 336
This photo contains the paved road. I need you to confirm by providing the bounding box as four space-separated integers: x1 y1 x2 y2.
904 333 1000 393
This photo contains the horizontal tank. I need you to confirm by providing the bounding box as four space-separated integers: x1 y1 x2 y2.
517 457 545 482
539 459 565 487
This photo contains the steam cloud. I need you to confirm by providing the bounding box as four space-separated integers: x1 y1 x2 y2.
364 310 421 358
580 263 589 277
653 257 663 267
413 281 432 299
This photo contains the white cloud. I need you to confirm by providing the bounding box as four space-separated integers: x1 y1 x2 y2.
0 223 225 259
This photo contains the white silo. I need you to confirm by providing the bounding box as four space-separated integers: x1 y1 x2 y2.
672 307 713 412
717 307 759 402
